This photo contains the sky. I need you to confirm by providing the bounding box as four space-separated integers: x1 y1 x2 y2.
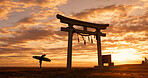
0 0 147 67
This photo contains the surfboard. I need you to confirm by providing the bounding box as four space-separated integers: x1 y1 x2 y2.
33 56 51 62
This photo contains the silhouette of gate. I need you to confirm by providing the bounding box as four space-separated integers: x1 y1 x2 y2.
57 14 109 69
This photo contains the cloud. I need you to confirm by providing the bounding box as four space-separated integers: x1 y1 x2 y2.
71 3 148 35
0 28 10 34
20 0 67 8
0 47 33 54
66 3 148 60
20 0 68 20
0 0 68 20
0 28 54 45
0 26 70 48
0 0 25 20
18 17 37 24
72 5 134 20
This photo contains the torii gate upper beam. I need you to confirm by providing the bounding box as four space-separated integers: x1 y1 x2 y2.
57 14 109 29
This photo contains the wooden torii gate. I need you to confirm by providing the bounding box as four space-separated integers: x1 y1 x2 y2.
56 14 109 69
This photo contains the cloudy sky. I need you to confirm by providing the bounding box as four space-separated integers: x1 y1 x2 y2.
0 0 147 67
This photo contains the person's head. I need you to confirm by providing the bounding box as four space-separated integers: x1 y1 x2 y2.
43 54 46 56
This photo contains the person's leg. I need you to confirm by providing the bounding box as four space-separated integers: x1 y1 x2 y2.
40 60 42 68
39 60 42 68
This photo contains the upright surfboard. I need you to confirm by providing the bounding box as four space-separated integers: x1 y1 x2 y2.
33 56 51 62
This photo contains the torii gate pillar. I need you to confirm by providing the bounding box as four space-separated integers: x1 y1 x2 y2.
97 29 103 67
67 25 73 69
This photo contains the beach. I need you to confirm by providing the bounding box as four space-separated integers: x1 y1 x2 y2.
0 64 148 78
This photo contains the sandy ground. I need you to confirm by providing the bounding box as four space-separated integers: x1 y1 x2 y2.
0 64 148 78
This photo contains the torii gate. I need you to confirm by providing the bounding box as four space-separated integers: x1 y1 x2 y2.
56 14 109 69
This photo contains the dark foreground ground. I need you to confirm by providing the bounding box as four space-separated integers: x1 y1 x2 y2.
0 64 148 78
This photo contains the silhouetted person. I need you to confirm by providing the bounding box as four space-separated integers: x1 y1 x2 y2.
39 54 46 68
145 57 148 64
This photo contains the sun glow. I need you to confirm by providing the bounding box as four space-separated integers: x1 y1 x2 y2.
112 48 140 63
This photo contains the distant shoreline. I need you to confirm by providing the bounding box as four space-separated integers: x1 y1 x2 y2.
0 64 147 68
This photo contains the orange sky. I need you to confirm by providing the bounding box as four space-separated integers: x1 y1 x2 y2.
0 0 147 67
